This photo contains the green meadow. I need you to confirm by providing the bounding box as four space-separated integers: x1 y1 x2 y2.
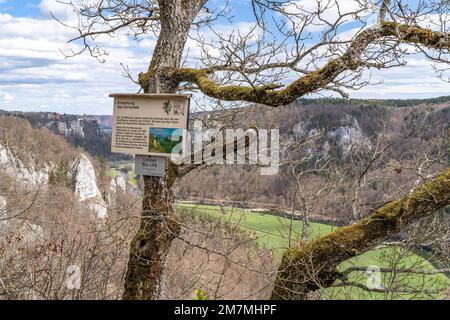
177 202 449 300
108 160 138 187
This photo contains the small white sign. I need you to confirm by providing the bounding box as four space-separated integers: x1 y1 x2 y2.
135 155 166 177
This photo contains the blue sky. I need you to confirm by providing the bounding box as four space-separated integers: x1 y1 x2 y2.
150 128 183 139
0 0 449 115
0 1 41 16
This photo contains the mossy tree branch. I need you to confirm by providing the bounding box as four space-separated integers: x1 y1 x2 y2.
270 167 450 300
139 22 450 106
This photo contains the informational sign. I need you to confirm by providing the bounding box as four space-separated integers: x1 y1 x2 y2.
110 93 190 158
135 155 166 177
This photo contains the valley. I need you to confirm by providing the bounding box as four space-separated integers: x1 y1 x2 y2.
178 202 449 299
1 96 449 300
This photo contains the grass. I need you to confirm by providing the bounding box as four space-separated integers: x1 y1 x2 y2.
177 202 334 254
328 246 449 300
127 169 138 187
106 168 119 178
177 202 449 300
108 160 138 187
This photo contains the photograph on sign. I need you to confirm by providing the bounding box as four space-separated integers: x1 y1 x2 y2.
110 94 190 158
148 127 183 154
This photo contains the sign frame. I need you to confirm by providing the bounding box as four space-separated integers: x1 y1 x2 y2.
109 93 191 159
135 155 167 177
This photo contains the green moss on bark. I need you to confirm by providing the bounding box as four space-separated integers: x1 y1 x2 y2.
122 151 181 300
271 167 450 300
138 23 449 107
381 22 450 49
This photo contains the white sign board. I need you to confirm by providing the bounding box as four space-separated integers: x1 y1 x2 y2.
110 93 190 158
135 155 166 177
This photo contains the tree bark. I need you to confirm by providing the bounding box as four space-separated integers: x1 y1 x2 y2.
148 22 450 107
123 163 180 299
271 167 450 300
120 0 450 300
122 0 205 300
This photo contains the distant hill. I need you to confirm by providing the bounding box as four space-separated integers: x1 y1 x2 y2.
1 95 449 162
294 95 450 108
92 115 114 133
0 110 128 161
178 97 450 220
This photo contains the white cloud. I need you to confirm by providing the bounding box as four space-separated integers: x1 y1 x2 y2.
0 91 14 102
285 0 377 32
348 54 450 99
39 0 74 20
0 1 448 115
0 10 149 114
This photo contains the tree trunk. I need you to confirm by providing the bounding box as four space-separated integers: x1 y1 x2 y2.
123 163 180 299
122 0 203 300
271 167 450 300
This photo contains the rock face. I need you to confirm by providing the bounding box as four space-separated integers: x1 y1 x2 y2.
0 142 107 219
106 171 127 205
0 196 6 234
291 114 372 160
0 111 114 159
327 115 372 159
73 154 108 219
0 144 48 185
75 154 102 201
0 195 44 246
17 223 45 247
110 172 126 192
55 119 85 137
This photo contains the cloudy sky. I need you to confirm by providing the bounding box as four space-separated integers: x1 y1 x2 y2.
0 0 449 115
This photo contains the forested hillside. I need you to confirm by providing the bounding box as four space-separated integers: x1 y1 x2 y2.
0 110 124 160
179 99 450 223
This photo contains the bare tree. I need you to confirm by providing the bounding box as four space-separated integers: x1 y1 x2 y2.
280 128 344 241
57 0 450 299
